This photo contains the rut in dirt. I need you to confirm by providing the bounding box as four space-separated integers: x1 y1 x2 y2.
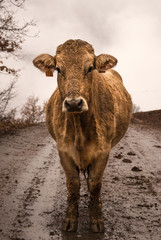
0 123 161 240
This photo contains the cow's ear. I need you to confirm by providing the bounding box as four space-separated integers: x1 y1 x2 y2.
95 54 117 73
33 54 56 77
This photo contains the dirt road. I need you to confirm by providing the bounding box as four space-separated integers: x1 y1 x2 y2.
0 123 161 240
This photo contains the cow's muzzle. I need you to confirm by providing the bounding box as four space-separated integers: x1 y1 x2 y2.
62 97 88 113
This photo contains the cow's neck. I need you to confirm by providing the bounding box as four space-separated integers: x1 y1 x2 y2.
72 114 85 152
66 107 95 152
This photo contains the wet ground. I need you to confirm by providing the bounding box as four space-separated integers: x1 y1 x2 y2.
0 123 161 240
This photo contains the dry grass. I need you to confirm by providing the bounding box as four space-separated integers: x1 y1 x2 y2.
132 109 161 128
0 120 42 135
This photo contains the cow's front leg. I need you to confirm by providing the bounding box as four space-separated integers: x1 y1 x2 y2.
59 152 80 232
88 152 109 233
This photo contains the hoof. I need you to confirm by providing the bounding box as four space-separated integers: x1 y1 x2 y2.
90 219 105 233
62 218 78 232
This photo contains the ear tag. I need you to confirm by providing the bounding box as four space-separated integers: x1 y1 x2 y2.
45 69 53 77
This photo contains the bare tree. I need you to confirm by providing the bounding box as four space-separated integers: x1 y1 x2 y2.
0 0 36 117
0 78 17 118
0 0 35 75
21 96 46 124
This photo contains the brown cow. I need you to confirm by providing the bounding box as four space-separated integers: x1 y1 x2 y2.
33 39 132 233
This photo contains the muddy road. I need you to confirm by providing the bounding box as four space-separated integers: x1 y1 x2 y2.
0 123 161 240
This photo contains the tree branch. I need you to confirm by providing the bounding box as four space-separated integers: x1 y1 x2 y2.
0 20 35 31
0 78 17 116
10 0 25 8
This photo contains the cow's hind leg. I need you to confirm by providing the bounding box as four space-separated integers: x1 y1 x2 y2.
87 153 109 233
59 152 80 232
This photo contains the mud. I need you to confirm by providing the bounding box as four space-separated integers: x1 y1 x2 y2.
0 123 161 240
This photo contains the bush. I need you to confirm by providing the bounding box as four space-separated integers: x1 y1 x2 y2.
0 96 46 135
20 96 46 124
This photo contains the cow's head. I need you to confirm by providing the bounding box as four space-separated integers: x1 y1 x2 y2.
33 39 117 113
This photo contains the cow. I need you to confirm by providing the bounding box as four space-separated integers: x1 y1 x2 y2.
33 39 132 233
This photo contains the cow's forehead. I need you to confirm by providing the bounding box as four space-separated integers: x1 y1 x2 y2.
56 50 94 65
56 40 94 59
55 40 94 66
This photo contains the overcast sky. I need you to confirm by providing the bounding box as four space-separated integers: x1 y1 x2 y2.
3 0 161 111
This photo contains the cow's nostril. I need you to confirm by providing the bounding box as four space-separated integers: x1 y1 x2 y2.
78 99 83 108
65 100 70 110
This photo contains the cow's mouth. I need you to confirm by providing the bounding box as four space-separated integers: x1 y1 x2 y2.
62 97 88 113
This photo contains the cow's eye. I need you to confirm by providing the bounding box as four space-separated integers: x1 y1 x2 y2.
56 67 61 74
87 66 93 73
